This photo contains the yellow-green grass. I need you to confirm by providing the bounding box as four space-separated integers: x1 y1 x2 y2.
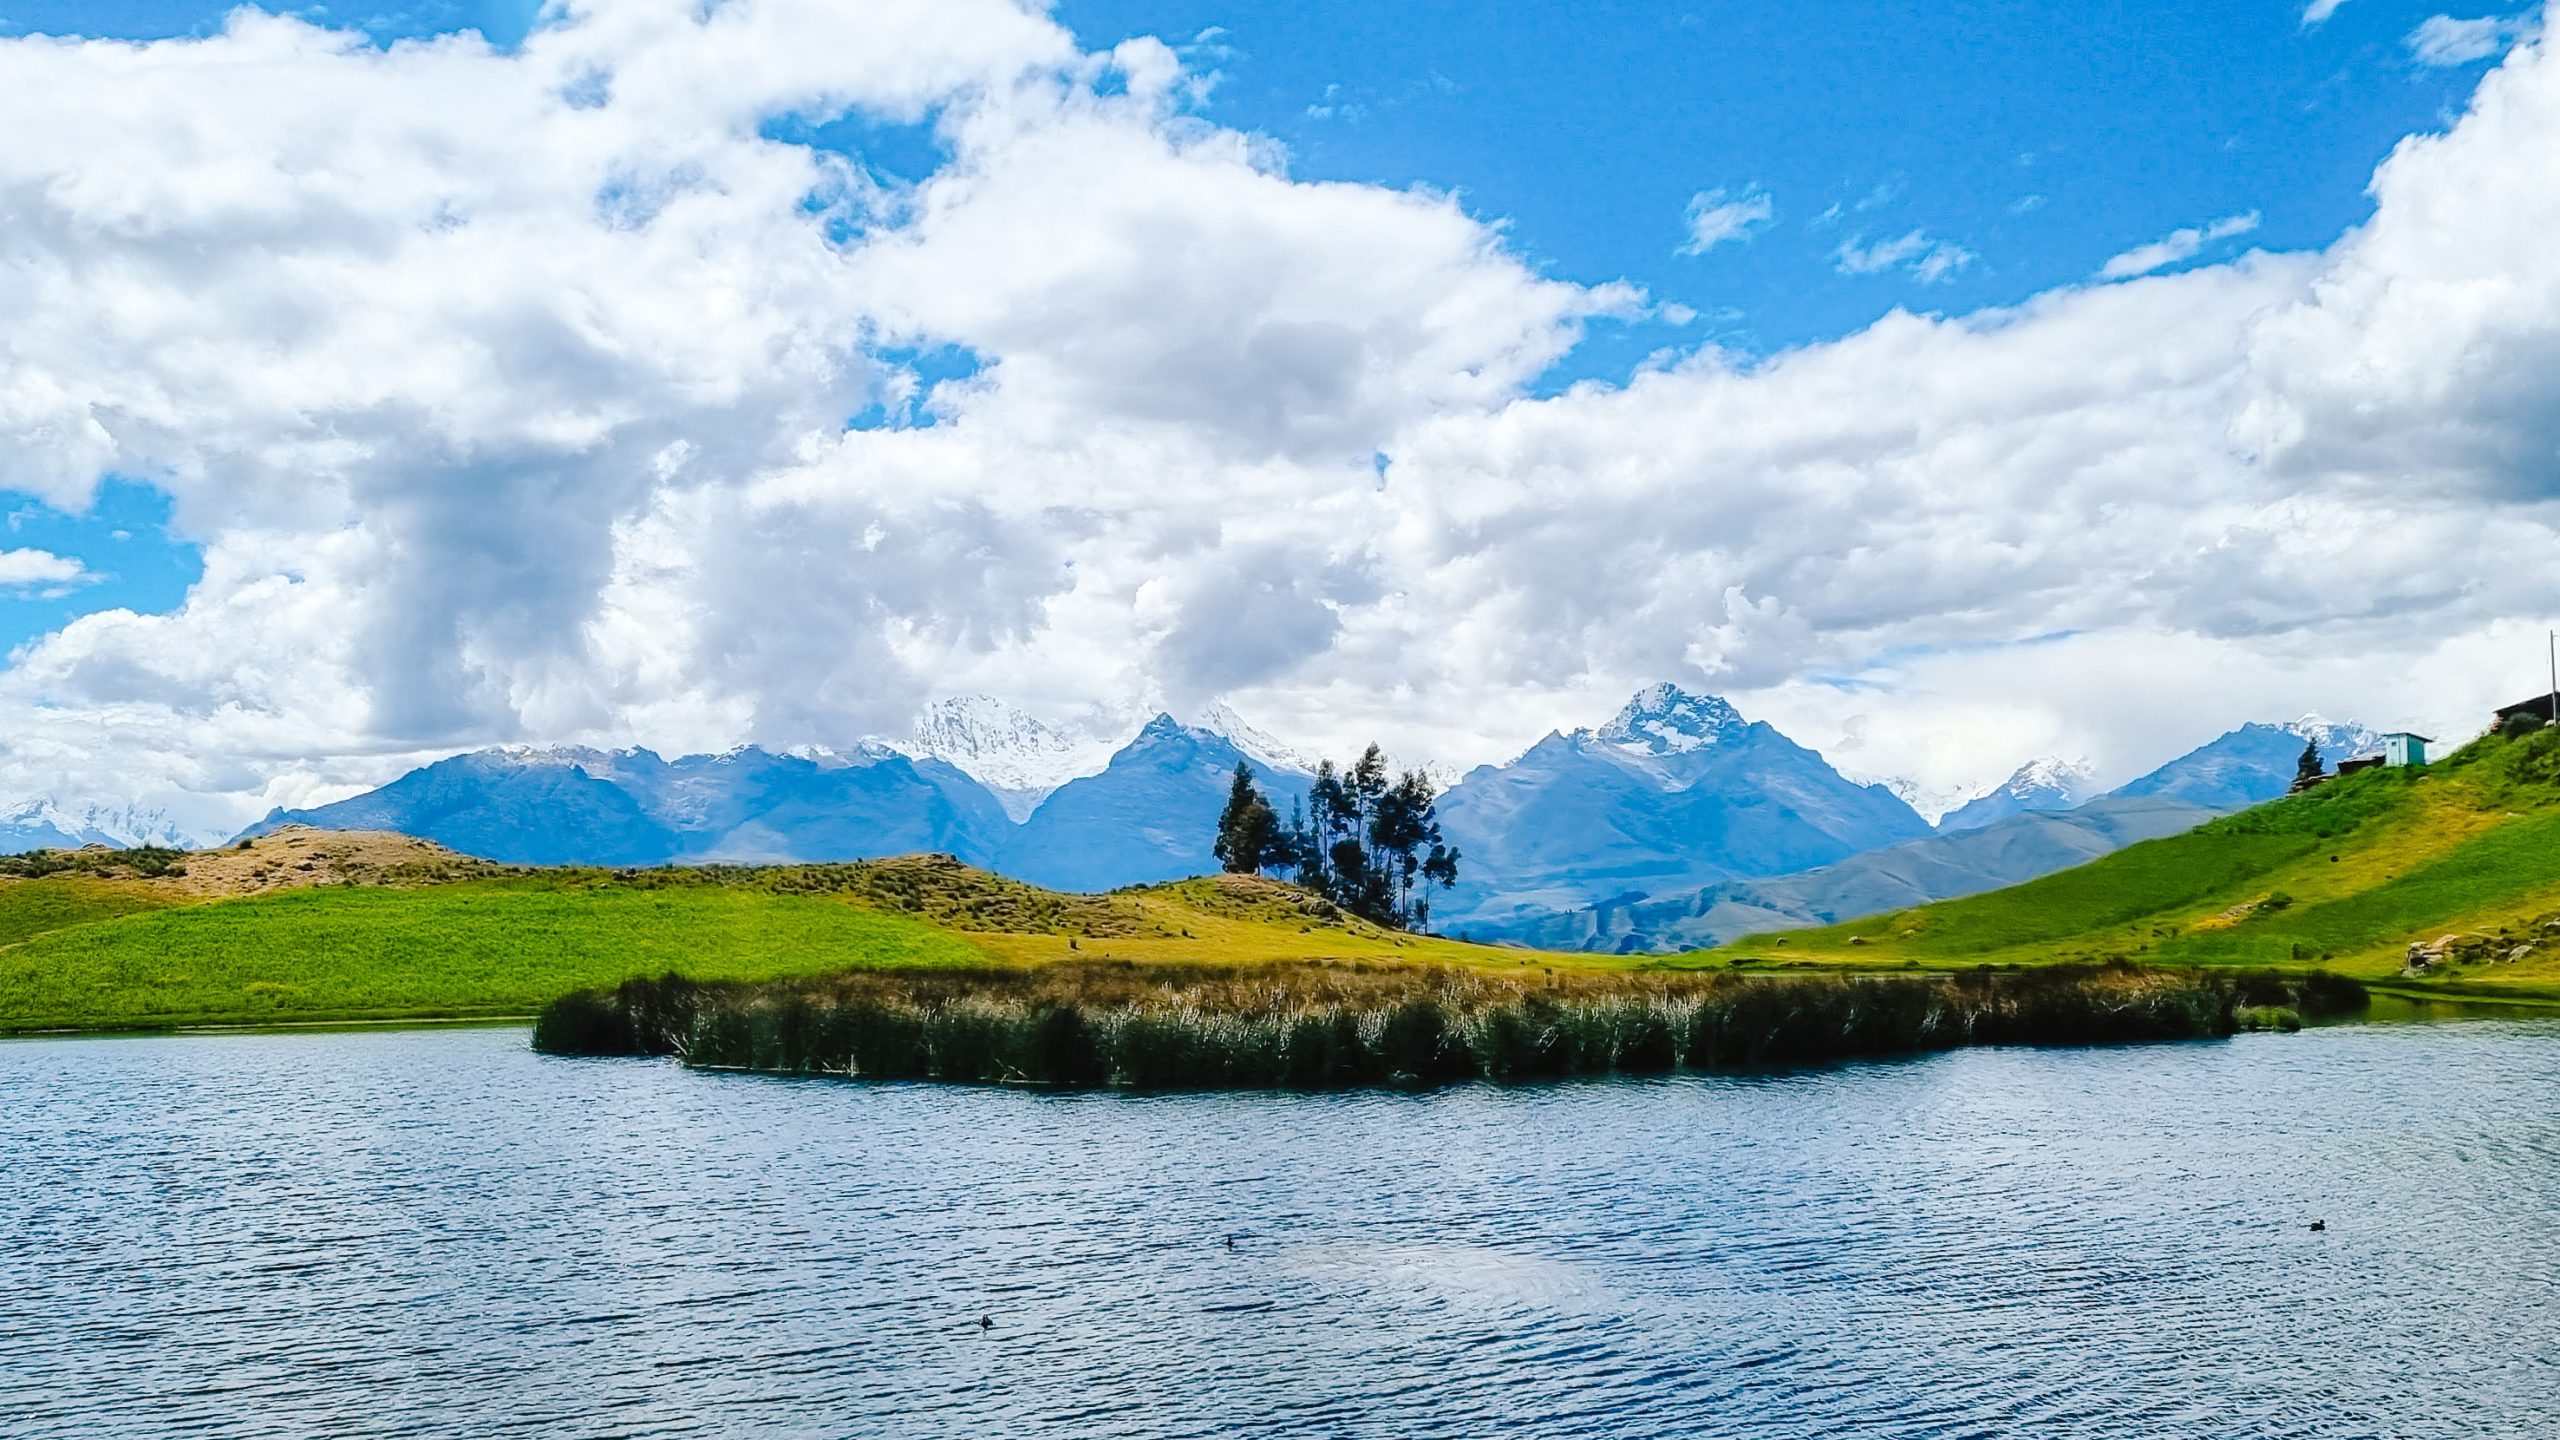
0 877 986 1033
1694 728 2560 1003
0 865 1582 1034
967 875 1620 972
0 876 175 948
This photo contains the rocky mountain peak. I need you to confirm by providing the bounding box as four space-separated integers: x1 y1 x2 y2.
1592 683 1749 755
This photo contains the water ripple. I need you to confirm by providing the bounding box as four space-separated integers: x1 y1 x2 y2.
4 1022 2559 1437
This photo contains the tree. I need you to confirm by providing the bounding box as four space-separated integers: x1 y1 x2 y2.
2293 737 2324 790
1211 762 1282 875
1269 744 1461 931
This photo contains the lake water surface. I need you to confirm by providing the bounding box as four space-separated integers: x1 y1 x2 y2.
4 1020 2557 1438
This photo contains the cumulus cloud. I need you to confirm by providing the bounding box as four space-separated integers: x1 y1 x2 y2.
2409 13 2537 65
1833 229 1978 283
0 0 2558 832
2302 0 2353 28
2099 211 2263 279
1679 186 1775 254
0 548 94 592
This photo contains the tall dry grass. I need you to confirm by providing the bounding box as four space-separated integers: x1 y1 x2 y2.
535 960 2364 1088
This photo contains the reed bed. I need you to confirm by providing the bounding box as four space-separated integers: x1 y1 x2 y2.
534 960 2365 1088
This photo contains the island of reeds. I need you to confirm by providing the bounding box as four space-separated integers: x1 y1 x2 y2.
530 960 2366 1087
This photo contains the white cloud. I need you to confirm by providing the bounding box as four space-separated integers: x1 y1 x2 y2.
2409 13 2535 65
2302 0 2353 28
1679 186 1774 254
0 548 93 591
1833 229 1978 283
0 1 2557 830
2099 210 2262 279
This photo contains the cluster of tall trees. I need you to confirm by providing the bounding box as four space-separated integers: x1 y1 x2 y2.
1213 747 1461 932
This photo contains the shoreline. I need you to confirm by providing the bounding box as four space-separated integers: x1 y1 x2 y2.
18 968 2560 1044
1 1012 539 1041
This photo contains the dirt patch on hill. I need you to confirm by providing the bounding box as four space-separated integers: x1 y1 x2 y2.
167 827 502 898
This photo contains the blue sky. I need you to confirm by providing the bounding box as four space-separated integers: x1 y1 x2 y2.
0 0 2506 640
0 0 2551 827
1051 0 2501 383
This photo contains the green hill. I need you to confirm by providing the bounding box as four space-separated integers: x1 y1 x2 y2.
10 730 2560 1037
0 879 993 1031
0 846 1567 1034
1693 727 2560 1004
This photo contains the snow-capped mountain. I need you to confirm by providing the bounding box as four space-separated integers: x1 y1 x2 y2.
0 799 190 852
1592 683 1750 756
1187 699 1318 774
1937 756 2096 833
184 689 2397 927
1434 684 1931 927
901 696 1120 821
1467 714 2385 953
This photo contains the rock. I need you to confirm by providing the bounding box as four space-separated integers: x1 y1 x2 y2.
2507 945 2536 964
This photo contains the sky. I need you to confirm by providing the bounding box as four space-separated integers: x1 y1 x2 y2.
0 0 2554 836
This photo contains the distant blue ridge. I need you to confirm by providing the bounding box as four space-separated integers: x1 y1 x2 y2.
233 693 2373 950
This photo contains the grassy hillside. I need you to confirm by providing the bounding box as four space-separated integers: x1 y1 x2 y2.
1696 728 2560 1002
0 838 1567 1033
0 879 988 1031
0 876 176 947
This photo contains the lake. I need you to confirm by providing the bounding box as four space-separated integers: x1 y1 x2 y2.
4 1019 2557 1438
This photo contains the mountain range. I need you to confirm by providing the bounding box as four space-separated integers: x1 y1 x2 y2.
1935 756 2095 833
1432 685 1931 929
0 800 187 853
36 686 2389 956
240 744 1013 868
1459 715 2384 951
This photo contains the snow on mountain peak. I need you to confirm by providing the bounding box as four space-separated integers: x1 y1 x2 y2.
0 797 190 849
903 697 1118 795
1593 683 1748 755
1186 700 1317 774
2283 713 2380 760
2000 756 2095 804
